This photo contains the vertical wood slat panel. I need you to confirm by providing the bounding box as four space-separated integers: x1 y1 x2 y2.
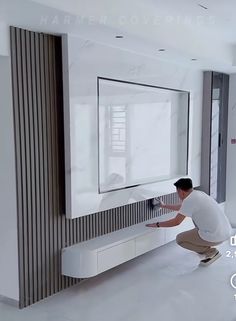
45 35 54 296
34 31 43 301
25 29 35 306
10 26 25 309
30 31 40 303
38 33 47 300
10 26 179 308
18 27 29 307
42 34 50 297
54 37 64 291
21 29 32 307
49 35 58 294
46 35 54 295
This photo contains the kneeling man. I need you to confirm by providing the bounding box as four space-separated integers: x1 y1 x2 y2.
146 178 232 266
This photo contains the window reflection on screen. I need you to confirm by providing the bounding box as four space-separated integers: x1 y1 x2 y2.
98 78 189 193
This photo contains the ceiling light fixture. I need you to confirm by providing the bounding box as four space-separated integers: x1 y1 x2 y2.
198 4 208 10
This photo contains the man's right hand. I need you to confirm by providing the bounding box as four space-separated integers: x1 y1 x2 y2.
159 199 165 208
152 197 165 210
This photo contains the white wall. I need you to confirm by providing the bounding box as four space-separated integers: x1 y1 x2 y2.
0 22 9 56
64 35 203 218
0 56 19 301
226 74 236 227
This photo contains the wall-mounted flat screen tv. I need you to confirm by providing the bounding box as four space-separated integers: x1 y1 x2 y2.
98 77 189 194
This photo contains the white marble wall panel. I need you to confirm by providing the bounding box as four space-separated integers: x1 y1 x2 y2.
62 34 203 218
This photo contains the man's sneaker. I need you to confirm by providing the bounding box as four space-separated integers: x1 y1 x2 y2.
199 250 222 266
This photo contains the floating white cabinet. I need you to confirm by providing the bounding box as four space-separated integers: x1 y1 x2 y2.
135 229 166 256
97 240 136 274
61 217 193 278
61 245 98 278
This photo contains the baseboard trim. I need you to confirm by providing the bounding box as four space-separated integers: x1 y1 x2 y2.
0 295 19 308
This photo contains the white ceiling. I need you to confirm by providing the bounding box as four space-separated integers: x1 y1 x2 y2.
30 0 236 43
1 0 236 72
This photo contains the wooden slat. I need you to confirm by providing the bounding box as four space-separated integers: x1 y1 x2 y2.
34 31 43 301
21 29 32 306
17 27 29 307
10 26 25 309
43 34 51 297
44 34 54 296
25 29 34 306
30 30 40 303
49 35 58 294
38 33 47 300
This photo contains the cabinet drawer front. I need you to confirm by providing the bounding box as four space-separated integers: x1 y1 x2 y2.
98 241 135 273
135 230 165 256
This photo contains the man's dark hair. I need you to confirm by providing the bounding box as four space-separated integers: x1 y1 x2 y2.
174 178 193 191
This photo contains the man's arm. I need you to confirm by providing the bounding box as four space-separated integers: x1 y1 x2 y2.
146 213 186 228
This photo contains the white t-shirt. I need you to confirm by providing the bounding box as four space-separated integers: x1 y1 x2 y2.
180 190 232 242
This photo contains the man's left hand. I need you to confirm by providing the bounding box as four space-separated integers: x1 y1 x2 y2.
146 223 159 228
